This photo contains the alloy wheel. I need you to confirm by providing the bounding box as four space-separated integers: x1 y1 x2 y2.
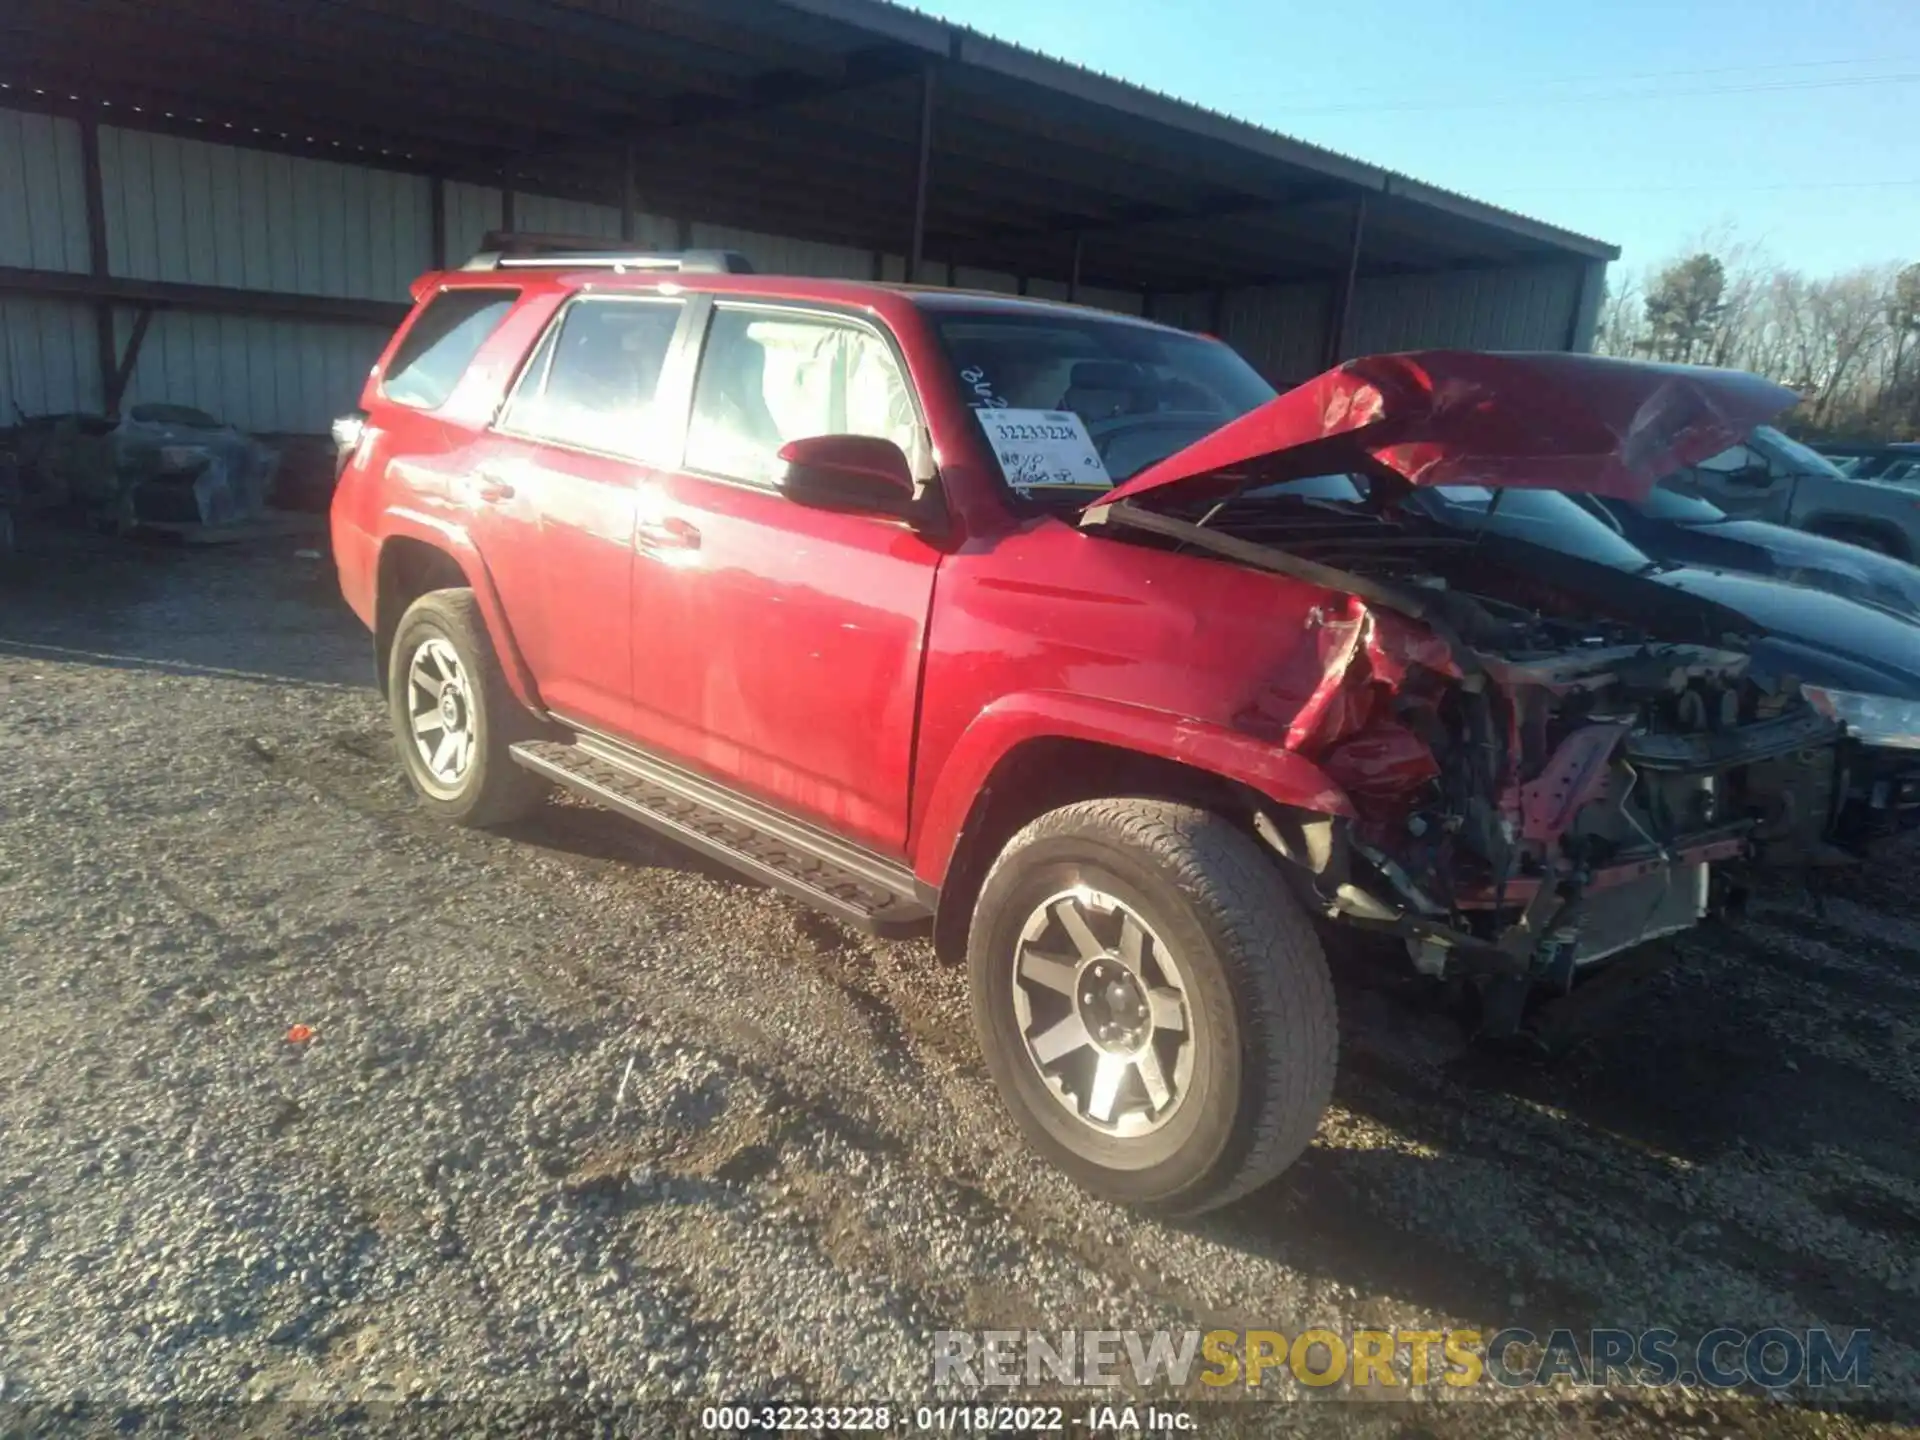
1010 886 1194 1138
405 636 476 788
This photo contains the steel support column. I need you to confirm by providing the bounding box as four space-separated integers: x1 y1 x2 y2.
1322 195 1367 368
908 64 936 282
78 118 119 414
620 143 637 241
430 177 448 268
106 306 155 415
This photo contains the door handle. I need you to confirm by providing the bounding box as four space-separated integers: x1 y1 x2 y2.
467 465 516 504
635 516 701 552
472 469 516 503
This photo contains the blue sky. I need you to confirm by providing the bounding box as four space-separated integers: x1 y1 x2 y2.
912 0 1920 278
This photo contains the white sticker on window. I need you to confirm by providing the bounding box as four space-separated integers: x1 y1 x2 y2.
976 408 1112 493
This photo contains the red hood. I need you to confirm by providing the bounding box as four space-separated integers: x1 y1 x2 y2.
1096 350 1800 509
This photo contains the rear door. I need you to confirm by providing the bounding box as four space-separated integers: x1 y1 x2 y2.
622 298 941 854
470 294 691 736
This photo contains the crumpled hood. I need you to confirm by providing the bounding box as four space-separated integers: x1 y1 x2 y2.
1096 350 1800 510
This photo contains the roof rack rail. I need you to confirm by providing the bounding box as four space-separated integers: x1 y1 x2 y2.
461 231 755 275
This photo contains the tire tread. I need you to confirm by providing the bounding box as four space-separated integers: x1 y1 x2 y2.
977 797 1337 1214
389 587 546 828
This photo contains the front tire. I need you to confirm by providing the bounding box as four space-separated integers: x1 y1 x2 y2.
387 588 547 827
968 798 1336 1215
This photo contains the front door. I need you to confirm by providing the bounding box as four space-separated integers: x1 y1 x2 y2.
622 300 941 855
475 294 690 736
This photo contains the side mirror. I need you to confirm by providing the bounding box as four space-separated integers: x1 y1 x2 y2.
777 435 922 520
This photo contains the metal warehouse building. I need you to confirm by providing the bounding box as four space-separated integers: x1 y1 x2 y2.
0 0 1617 437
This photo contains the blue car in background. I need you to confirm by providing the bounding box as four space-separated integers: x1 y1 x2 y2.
1573 486 1920 622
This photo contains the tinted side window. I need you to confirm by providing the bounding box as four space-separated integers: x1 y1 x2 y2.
382 289 518 410
501 299 683 457
685 307 915 486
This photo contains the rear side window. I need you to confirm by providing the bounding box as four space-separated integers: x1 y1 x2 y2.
501 298 684 457
381 289 518 410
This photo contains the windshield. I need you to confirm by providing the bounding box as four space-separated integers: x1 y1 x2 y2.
1413 486 1657 571
930 310 1276 496
1752 425 1849 479
1637 484 1729 524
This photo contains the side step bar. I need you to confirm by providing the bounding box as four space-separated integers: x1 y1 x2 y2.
509 736 934 937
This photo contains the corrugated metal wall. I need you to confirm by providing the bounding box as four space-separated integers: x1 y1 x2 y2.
1160 262 1590 386
99 128 433 299
446 182 505 267
1 295 99 413
0 108 91 272
1348 263 1581 357
0 103 1602 433
0 109 99 414
691 222 874 280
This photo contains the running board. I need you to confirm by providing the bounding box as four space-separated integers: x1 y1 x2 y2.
509 736 933 937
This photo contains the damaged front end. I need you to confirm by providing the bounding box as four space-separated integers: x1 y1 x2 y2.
1078 350 1841 1033
1090 501 1842 1033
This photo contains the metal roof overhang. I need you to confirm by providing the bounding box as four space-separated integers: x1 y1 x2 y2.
1 0 1619 294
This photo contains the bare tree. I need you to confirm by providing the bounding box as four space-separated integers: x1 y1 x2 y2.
1889 263 1920 395
1804 269 1891 427
1644 254 1727 363
1588 231 1917 439
1594 270 1646 357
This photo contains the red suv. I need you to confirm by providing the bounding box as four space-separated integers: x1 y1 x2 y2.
333 240 1838 1213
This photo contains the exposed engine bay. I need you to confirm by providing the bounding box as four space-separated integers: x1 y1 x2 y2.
1086 490 1844 1025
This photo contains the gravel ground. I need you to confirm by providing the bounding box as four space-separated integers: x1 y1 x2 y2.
1 527 1916 1438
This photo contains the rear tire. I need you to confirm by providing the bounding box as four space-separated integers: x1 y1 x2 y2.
968 798 1336 1215
387 588 547 827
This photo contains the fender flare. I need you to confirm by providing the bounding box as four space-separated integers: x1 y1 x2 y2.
376 507 543 712
911 689 1355 887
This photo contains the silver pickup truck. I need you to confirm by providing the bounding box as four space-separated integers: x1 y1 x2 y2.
1667 425 1920 559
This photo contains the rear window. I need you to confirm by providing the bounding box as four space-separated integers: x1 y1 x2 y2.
381 288 519 410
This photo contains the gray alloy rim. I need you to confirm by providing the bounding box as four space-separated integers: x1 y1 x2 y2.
405 637 477 788
1010 886 1195 1138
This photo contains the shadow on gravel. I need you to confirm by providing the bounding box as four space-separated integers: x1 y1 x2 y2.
493 799 755 893
1172 879 1920 1422
0 523 363 689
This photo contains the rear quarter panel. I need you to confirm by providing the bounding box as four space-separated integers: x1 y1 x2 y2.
330 282 559 677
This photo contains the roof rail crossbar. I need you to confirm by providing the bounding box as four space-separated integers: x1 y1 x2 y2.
461 231 754 275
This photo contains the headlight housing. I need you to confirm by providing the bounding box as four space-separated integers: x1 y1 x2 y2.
1801 686 1920 750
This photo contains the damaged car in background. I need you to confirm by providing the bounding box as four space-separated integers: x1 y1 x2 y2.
1 402 279 539
1084 351 1846 1037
